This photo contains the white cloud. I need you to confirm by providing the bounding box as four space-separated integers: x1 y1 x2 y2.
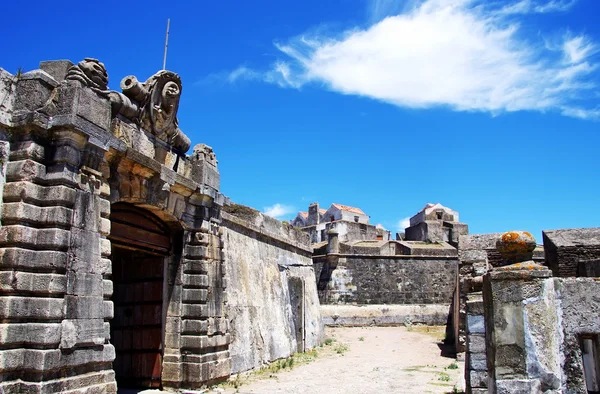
235 0 598 119
397 217 411 233
563 35 596 64
498 0 578 14
227 66 261 83
264 203 295 219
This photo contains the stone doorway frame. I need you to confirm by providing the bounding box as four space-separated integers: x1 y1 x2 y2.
108 203 183 389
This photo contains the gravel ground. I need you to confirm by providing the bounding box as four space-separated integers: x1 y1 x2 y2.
219 326 464 394
121 326 465 394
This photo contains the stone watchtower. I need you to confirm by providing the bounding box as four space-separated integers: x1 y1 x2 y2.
0 59 230 392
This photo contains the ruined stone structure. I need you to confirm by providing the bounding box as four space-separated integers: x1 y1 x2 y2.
0 59 322 393
461 228 600 394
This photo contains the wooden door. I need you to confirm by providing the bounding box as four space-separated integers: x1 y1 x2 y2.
111 249 164 388
109 204 171 388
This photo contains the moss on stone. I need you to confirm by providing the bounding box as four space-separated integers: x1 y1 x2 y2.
223 203 260 220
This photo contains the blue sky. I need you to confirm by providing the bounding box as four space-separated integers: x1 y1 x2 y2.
3 0 599 241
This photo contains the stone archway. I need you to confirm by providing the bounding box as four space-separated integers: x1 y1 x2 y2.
108 203 174 389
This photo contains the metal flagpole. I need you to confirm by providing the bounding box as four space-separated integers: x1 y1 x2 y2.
163 18 170 70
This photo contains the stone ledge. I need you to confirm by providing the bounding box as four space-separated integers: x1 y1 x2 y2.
320 304 451 326
222 211 312 255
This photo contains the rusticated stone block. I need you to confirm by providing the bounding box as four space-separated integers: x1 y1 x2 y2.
0 323 61 346
496 379 540 394
0 271 66 295
99 218 111 236
182 319 207 334
3 181 76 207
2 202 73 227
98 258 112 275
0 348 26 371
182 304 208 318
162 362 182 383
199 358 231 382
468 354 488 371
185 245 208 259
39 59 74 82
99 198 110 218
164 333 180 349
102 279 113 297
182 289 208 303
100 238 111 257
182 259 210 274
0 248 68 271
22 369 117 394
181 349 230 365
165 317 181 334
182 273 209 288
60 319 105 349
6 160 46 183
0 297 63 320
0 225 70 251
208 317 229 335
103 301 113 320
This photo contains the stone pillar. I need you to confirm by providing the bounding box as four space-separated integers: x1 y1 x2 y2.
483 231 561 394
465 292 488 394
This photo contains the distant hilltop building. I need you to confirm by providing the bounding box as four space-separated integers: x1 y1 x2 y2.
291 202 390 244
404 202 468 246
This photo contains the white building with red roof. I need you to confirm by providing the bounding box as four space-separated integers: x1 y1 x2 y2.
290 202 389 244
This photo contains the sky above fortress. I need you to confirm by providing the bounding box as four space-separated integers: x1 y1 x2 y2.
2 0 599 240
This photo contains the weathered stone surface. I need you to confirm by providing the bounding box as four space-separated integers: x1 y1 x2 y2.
3 181 76 206
320 304 451 326
496 231 537 265
0 297 63 320
0 248 68 271
0 271 66 294
543 227 600 277
60 319 105 349
467 315 485 334
222 211 323 374
314 256 457 305
0 225 70 250
40 60 74 82
0 323 61 346
483 263 562 393
553 278 600 393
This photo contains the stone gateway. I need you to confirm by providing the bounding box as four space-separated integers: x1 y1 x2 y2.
0 59 323 393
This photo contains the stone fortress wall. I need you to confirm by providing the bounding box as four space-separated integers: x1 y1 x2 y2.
221 206 323 374
303 202 466 327
0 59 323 393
